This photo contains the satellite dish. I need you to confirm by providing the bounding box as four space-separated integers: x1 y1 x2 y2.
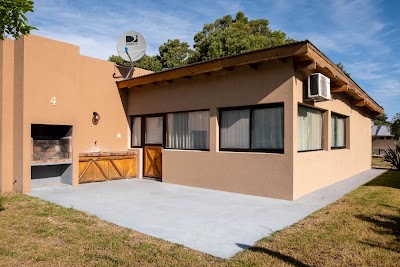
117 31 147 62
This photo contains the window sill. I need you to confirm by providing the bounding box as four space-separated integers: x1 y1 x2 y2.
219 149 284 154
298 148 324 153
331 146 347 150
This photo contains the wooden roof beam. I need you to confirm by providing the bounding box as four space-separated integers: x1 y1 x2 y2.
331 85 348 93
354 99 366 107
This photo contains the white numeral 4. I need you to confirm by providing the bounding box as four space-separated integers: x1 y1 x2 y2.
50 97 56 106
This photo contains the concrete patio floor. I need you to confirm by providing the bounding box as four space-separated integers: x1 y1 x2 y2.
28 169 385 258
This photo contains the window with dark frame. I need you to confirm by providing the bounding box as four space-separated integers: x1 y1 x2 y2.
130 110 210 151
166 110 210 150
298 105 324 152
219 103 284 153
331 113 347 149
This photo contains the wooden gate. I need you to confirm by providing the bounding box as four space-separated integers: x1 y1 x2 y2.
144 146 162 179
79 153 137 184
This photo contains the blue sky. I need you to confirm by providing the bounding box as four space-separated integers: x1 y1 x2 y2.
27 0 400 119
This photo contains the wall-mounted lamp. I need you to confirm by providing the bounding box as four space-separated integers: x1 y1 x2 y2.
92 112 100 125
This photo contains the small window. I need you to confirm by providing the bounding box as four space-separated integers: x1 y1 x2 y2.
298 105 323 151
131 116 141 147
220 103 284 153
167 110 209 150
145 117 164 145
331 113 346 148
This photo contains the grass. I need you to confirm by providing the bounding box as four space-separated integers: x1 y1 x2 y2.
0 171 399 266
372 156 395 169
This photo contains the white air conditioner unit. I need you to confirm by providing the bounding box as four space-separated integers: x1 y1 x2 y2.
308 73 331 101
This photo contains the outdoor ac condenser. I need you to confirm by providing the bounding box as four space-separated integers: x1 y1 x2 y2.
308 73 331 101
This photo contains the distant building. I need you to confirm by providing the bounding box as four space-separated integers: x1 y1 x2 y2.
372 125 397 155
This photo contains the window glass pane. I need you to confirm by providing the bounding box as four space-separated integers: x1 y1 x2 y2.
167 111 209 149
131 117 141 146
252 107 284 149
221 109 250 149
332 115 346 147
145 117 163 144
298 106 323 151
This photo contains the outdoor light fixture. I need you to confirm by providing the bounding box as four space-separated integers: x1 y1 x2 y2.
92 112 100 125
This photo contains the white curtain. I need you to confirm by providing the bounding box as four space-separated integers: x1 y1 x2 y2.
131 117 141 146
252 107 284 149
331 115 345 147
167 111 209 149
145 117 163 144
298 106 323 151
221 109 250 149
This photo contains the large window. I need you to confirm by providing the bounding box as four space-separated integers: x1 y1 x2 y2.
167 110 209 150
298 105 323 151
220 103 284 153
331 113 346 148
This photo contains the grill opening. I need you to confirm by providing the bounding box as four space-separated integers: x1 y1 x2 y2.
31 124 73 188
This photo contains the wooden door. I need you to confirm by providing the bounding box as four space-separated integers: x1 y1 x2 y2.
143 116 164 180
144 146 162 179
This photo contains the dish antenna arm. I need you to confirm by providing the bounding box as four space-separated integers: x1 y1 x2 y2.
125 47 135 79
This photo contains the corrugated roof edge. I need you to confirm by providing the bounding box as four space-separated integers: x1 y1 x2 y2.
117 40 383 115
117 40 310 81
305 41 383 111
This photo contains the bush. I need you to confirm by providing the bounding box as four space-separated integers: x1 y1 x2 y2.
383 143 400 171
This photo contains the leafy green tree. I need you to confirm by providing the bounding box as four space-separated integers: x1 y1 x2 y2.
108 55 128 66
135 55 162 72
390 113 400 140
109 11 295 71
108 54 162 72
0 0 37 40
373 113 390 126
189 11 295 63
336 62 351 77
159 39 193 69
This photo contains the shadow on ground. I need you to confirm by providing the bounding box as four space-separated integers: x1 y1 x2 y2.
236 243 311 267
355 212 400 253
364 171 400 189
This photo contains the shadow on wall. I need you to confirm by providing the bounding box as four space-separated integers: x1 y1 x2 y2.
236 243 311 267
355 213 400 253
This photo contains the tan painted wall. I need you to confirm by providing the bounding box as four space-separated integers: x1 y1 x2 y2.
128 60 295 199
0 35 149 193
0 39 15 192
292 73 372 199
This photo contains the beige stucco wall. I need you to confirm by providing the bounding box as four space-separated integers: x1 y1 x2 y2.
0 39 15 192
128 60 295 200
292 73 372 199
1 35 146 193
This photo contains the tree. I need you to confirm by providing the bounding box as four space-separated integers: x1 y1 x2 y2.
373 113 390 126
390 113 400 140
109 11 295 71
189 11 295 63
0 0 37 40
108 54 162 72
336 62 351 77
159 39 193 69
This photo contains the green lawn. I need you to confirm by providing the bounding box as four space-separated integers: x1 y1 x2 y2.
0 171 399 266
372 156 396 169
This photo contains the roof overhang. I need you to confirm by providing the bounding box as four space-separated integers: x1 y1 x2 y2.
117 41 383 116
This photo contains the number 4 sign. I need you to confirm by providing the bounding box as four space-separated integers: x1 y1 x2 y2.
50 97 56 106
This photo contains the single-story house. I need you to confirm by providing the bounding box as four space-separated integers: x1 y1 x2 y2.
0 35 383 200
372 125 397 155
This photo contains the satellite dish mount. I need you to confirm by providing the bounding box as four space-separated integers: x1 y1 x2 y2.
117 31 147 79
